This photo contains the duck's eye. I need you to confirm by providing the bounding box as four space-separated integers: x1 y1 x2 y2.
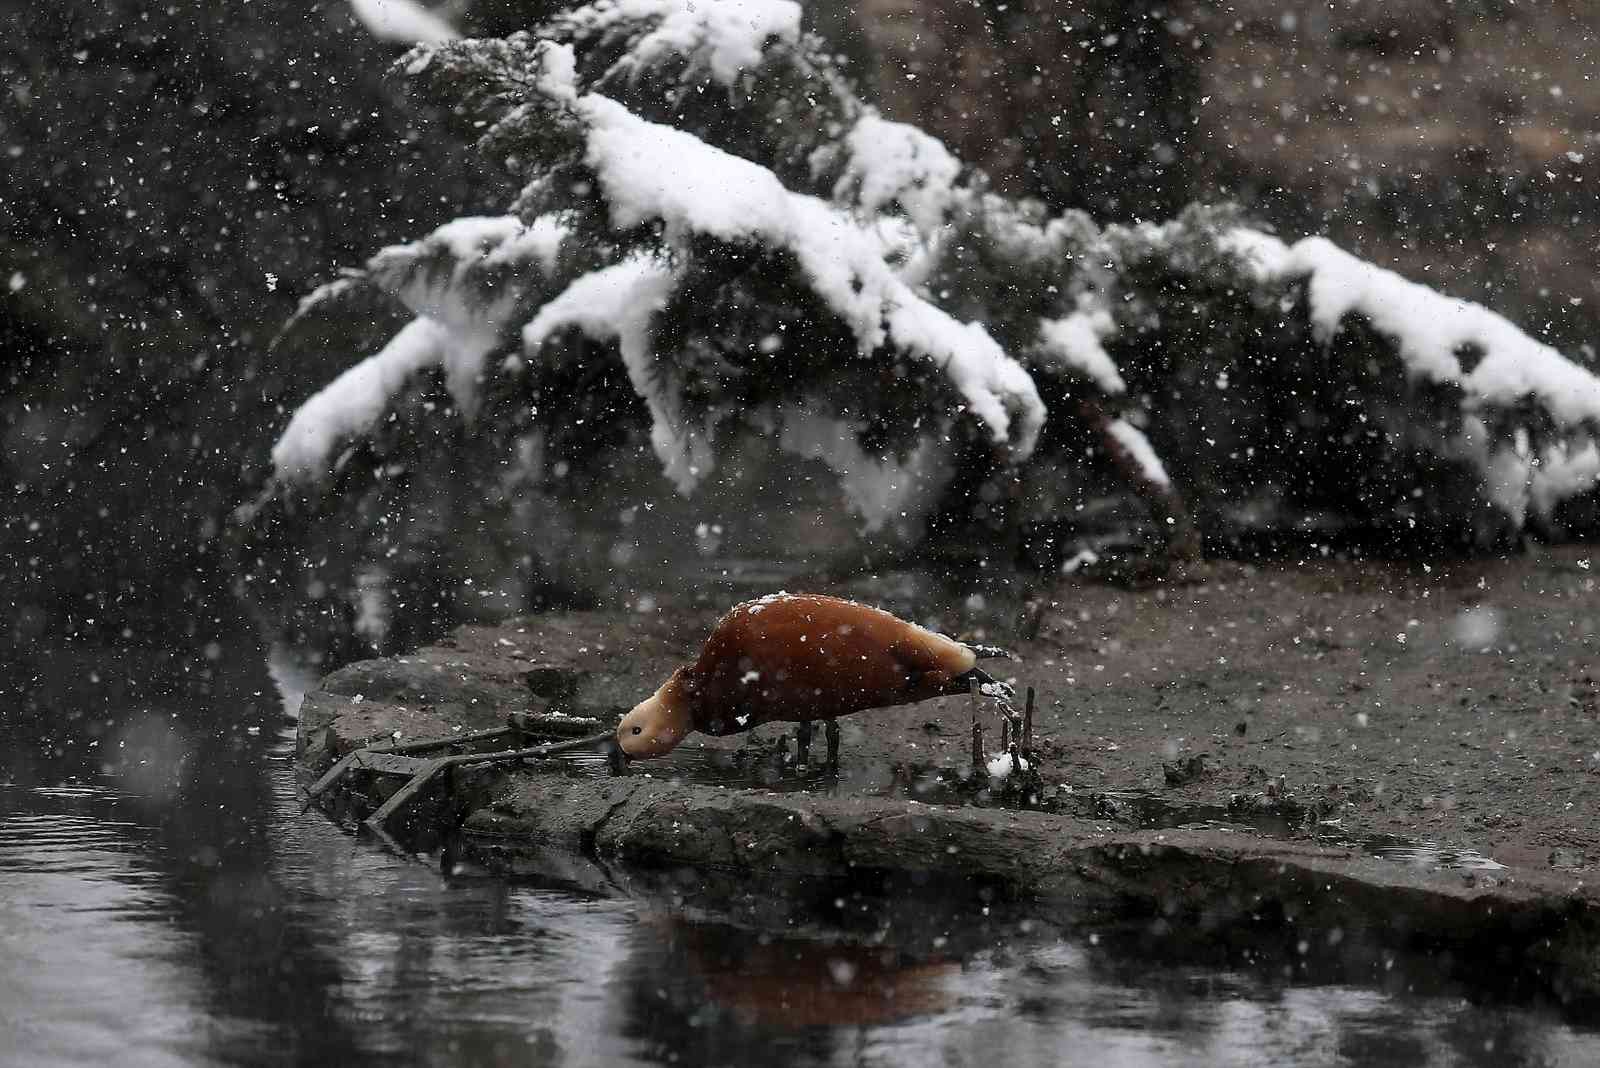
631 725 643 735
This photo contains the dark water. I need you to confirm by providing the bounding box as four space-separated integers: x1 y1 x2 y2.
2 636 1598 1067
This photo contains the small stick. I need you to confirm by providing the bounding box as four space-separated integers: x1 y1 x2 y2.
365 731 614 833
970 677 984 776
1006 697 1020 767
1001 717 1011 751
1023 687 1035 759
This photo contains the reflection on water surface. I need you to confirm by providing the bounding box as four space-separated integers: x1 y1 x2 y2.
0 637 1595 1067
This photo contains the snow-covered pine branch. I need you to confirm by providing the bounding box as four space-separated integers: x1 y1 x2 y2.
1217 228 1600 528
273 317 455 484
347 0 458 45
272 212 575 478
276 20 1044 528
551 0 804 88
558 85 1045 458
262 0 1600 568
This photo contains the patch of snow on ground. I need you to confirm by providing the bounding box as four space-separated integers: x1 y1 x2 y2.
986 752 1029 781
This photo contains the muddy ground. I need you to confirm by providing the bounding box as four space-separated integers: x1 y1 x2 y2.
296 544 1600 1006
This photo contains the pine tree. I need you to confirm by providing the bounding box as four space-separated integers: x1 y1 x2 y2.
249 0 1600 619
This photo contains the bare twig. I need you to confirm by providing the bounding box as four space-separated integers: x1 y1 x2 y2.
1023 686 1035 759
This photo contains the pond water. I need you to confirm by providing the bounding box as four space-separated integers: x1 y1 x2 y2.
2 634 1597 1067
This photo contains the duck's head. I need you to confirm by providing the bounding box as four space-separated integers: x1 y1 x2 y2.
616 676 693 759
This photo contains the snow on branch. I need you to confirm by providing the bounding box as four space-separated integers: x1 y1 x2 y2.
1296 238 1600 431
348 0 458 44
408 35 1041 504
829 113 962 239
775 407 949 532
272 317 454 483
1226 229 1600 430
551 0 802 86
366 215 571 415
1223 227 1600 519
364 215 568 336
1035 306 1125 395
270 273 369 351
272 215 572 482
1531 442 1600 517
261 0 1600 565
1105 418 1170 489
521 256 717 493
572 88 1044 456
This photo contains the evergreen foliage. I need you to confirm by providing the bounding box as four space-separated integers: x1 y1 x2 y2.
257 0 1600 593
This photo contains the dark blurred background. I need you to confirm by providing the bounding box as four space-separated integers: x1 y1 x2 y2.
5 0 1598 659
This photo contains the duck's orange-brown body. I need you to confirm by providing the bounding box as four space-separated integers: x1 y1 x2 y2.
617 593 981 758
679 593 979 734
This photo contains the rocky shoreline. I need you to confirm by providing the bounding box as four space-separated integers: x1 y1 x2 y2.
296 549 1600 1011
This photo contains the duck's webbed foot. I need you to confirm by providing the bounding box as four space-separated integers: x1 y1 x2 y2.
964 668 1023 752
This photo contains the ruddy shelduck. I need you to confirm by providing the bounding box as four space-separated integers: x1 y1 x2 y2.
617 592 1007 761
